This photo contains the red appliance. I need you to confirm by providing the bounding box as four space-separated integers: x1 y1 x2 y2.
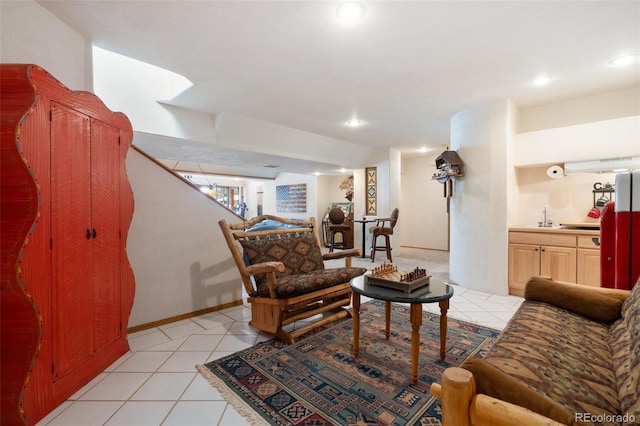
600 172 640 289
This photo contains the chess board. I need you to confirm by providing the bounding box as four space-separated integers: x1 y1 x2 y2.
365 268 431 293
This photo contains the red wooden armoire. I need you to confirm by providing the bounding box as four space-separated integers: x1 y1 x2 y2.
1 64 135 425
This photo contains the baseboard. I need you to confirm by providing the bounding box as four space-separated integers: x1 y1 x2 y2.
126 299 245 334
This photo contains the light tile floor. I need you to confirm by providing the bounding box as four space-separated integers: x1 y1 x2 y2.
36 248 523 426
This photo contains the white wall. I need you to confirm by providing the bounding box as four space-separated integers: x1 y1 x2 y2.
317 175 353 217
93 47 218 144
215 113 380 170
514 167 617 226
514 116 640 167
126 149 242 327
518 87 640 133
0 0 91 91
449 100 515 295
401 155 449 250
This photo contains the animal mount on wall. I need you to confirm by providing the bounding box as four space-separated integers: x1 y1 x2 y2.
432 150 464 212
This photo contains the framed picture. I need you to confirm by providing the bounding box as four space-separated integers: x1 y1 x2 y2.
331 202 353 214
276 184 307 213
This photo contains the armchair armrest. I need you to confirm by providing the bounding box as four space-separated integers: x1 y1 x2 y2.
323 248 361 261
524 276 627 324
244 261 286 276
244 262 286 299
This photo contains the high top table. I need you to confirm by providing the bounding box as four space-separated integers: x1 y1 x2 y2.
352 219 375 258
350 274 454 384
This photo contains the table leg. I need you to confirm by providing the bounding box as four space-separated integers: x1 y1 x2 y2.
439 299 449 360
385 301 391 340
409 303 422 384
360 222 367 258
353 292 361 358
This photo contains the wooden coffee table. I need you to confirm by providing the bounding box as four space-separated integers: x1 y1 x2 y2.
350 274 454 384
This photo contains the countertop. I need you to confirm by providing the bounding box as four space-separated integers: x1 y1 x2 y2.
509 226 600 236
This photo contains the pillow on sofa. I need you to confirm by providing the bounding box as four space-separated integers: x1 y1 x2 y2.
524 276 623 324
240 233 325 287
460 358 578 425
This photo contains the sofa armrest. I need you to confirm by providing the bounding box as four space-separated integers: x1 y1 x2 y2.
431 366 571 426
524 276 626 324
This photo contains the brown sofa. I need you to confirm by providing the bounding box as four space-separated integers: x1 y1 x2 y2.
431 276 639 426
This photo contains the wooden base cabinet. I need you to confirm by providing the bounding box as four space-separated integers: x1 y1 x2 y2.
577 235 601 287
508 229 599 296
1 65 135 425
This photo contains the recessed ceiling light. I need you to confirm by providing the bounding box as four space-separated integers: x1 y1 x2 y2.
529 75 553 86
609 54 639 67
418 147 428 154
346 119 363 127
336 2 365 23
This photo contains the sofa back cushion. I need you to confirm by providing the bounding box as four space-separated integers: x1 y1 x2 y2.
609 278 640 418
240 233 325 288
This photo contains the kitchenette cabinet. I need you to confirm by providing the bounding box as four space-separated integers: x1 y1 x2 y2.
508 227 600 296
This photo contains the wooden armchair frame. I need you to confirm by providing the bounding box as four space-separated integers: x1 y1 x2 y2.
219 215 363 343
430 368 564 426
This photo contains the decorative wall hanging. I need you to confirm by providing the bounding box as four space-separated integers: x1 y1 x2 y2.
340 176 354 201
431 150 464 213
276 184 307 213
366 167 377 215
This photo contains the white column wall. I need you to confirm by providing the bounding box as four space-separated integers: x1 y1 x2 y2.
389 148 402 254
449 100 515 295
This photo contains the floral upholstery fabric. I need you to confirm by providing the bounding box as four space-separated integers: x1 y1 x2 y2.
609 280 640 419
484 300 621 423
239 233 366 298
257 267 367 298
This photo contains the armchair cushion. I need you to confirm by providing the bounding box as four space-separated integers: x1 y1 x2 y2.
240 233 325 287
524 276 623 324
262 267 367 298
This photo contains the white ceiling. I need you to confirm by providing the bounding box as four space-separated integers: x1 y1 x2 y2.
39 1 640 176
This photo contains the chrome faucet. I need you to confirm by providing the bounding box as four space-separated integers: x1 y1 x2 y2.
538 207 553 227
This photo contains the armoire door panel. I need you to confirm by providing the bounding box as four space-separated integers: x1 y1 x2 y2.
90 119 122 350
50 102 93 380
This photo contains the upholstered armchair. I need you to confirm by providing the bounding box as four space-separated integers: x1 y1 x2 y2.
219 215 366 343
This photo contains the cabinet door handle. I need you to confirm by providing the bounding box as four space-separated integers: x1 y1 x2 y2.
86 229 91 240
92 228 97 239
534 248 539 252
541 248 546 252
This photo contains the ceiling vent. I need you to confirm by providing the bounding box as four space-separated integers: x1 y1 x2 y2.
564 157 640 174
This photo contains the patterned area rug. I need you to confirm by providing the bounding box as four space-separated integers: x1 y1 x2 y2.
197 300 500 425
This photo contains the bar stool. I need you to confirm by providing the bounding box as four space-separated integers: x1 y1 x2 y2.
328 208 351 252
369 208 399 262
